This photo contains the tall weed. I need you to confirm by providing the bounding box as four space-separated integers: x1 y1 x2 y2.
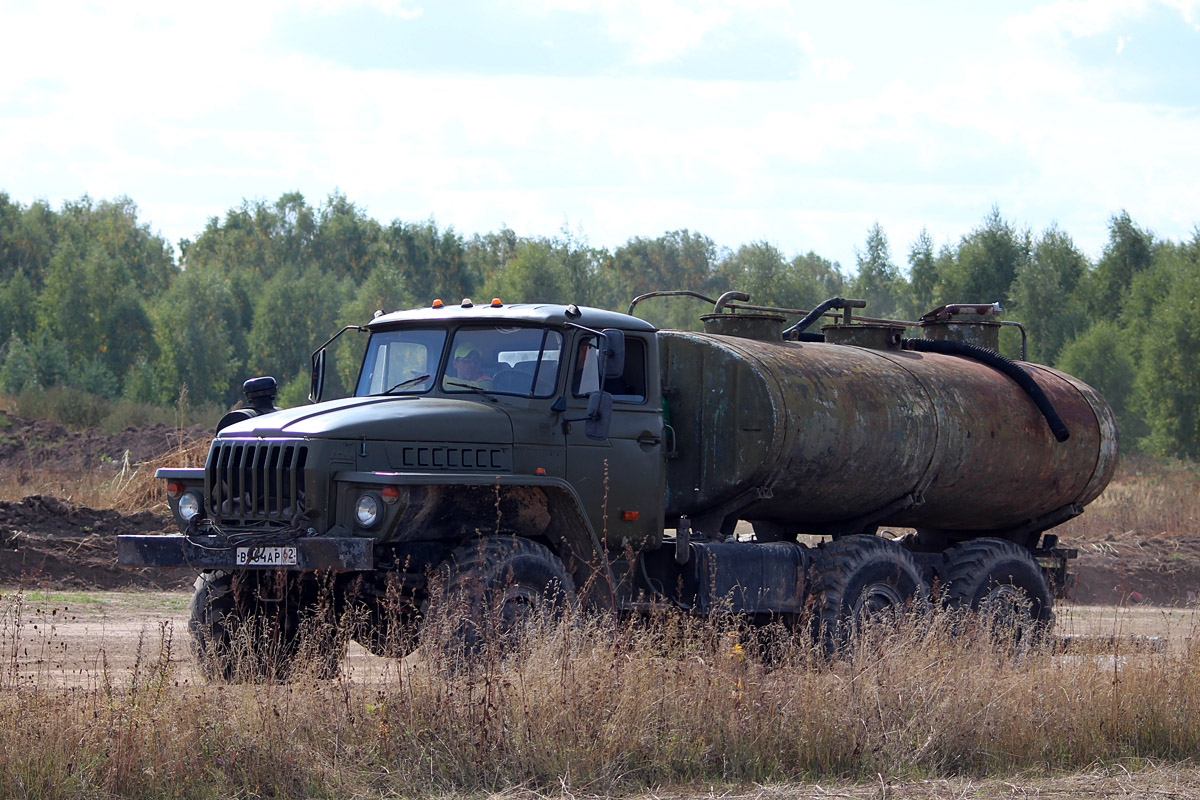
2 591 1200 798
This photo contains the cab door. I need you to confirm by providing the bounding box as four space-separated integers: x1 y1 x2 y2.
564 331 666 550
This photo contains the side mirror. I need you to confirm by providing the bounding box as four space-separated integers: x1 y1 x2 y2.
600 329 625 380
584 391 614 440
310 349 326 403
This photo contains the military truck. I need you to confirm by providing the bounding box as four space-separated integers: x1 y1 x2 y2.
118 291 1117 677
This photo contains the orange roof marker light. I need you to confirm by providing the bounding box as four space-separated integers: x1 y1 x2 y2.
432 298 445 309
535 467 547 475
491 298 503 307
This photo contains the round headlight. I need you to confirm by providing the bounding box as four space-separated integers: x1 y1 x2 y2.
355 493 381 528
178 491 203 522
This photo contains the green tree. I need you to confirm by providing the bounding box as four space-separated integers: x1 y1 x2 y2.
384 219 472 301
907 228 937 317
137 270 240 407
183 194 313 282
484 239 574 305
332 264 415 397
1056 320 1141 446
0 270 36 345
313 192 383 281
0 331 70 394
247 264 351 393
465 228 520 294
942 207 1031 306
851 223 907 319
607 230 719 328
0 194 56 286
1129 235 1200 456
32 197 169 380
1011 226 1089 363
719 241 791 306
1083 210 1154 320
790 251 845 306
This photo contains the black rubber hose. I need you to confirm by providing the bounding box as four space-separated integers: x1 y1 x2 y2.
782 297 849 339
792 332 825 343
902 338 1071 443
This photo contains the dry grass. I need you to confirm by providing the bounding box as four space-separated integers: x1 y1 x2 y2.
104 436 211 514
1 413 1199 796
0 429 209 513
0 386 212 512
3 594 1200 799
1057 455 1200 543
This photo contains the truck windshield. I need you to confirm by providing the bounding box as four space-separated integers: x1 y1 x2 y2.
443 326 563 397
355 325 564 398
356 328 447 396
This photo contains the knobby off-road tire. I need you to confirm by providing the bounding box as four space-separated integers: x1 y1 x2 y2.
426 536 577 666
940 538 1054 638
808 535 927 653
347 575 423 659
189 570 345 683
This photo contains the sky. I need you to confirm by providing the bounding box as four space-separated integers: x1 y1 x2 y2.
2 0 1198 273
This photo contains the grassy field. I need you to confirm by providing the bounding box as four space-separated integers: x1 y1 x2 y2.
3 587 1200 799
3 404 1200 797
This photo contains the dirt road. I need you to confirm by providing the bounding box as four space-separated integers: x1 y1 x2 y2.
0 588 402 687
3 588 1197 688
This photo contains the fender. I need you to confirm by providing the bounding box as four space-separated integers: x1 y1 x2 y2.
335 471 615 610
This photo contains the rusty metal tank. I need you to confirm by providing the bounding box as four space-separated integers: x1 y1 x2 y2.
659 328 1118 538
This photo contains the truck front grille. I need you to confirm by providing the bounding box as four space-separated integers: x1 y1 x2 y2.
206 440 309 526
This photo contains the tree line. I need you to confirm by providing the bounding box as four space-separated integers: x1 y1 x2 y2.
1 191 1197 457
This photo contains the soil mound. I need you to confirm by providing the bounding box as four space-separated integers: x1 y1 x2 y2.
0 495 192 590
1070 535 1200 607
0 410 209 473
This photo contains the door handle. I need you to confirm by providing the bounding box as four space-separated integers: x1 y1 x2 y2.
637 434 662 449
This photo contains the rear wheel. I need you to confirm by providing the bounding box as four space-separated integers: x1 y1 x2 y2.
808 535 927 652
940 538 1054 638
425 537 577 664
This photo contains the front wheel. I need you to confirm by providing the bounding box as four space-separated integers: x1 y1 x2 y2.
188 570 344 683
424 537 577 665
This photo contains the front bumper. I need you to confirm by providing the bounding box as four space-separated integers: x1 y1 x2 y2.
117 534 375 571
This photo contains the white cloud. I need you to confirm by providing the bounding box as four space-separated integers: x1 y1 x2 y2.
1 0 1198 271
1003 0 1149 41
1003 0 1200 41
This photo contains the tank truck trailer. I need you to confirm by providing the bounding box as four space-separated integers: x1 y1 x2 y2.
118 291 1117 677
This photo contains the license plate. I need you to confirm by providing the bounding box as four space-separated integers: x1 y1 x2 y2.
236 546 298 567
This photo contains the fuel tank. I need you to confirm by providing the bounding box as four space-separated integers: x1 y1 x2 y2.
659 330 1117 537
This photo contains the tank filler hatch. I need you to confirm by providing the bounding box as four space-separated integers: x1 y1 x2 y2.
700 312 787 341
821 323 905 351
919 303 1004 352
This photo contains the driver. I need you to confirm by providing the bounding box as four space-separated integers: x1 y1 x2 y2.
449 343 493 387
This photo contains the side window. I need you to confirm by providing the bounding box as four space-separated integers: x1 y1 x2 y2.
572 336 646 403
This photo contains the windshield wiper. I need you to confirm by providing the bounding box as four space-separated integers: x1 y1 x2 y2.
444 380 499 401
381 374 431 394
